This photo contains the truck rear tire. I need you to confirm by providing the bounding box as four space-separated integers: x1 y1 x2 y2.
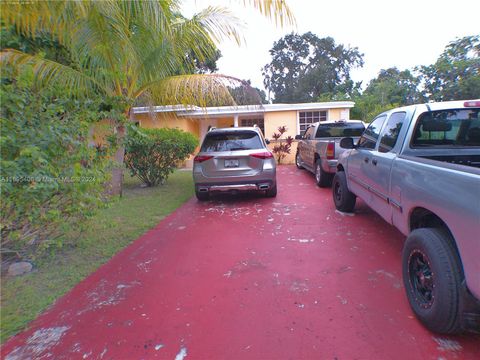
315 159 332 187
295 152 304 169
402 228 463 334
332 171 356 212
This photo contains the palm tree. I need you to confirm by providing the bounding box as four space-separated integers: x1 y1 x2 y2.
1 0 294 194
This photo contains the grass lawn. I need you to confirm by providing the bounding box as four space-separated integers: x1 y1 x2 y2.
0 170 194 343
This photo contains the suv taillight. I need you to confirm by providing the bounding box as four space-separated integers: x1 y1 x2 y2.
250 151 273 159
326 142 335 159
194 155 213 163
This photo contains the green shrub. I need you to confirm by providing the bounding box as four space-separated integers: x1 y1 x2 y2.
0 77 112 257
125 127 198 186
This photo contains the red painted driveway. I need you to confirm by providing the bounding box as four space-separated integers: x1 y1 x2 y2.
2 166 479 360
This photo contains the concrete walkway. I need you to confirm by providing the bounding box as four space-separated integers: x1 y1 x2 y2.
2 166 479 359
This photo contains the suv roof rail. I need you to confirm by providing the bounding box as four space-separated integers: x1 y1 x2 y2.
208 126 216 132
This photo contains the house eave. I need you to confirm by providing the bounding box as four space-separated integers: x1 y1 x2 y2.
132 101 355 118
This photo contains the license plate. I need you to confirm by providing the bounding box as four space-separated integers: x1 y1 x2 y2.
224 159 239 168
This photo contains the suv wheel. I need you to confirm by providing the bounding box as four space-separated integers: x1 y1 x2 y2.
265 184 277 197
295 152 304 169
402 228 463 334
195 189 209 201
315 159 332 187
332 171 356 212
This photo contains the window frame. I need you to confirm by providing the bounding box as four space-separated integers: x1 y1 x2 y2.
357 115 387 150
298 110 327 134
240 117 265 135
378 112 406 153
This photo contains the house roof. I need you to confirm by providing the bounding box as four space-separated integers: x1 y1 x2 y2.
132 101 354 118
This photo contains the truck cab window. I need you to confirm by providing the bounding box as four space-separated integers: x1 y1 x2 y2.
357 115 387 149
378 112 406 153
304 127 315 139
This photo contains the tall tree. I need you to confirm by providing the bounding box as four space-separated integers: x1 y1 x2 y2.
1 0 294 194
262 33 363 103
418 35 480 101
363 67 424 106
348 68 424 121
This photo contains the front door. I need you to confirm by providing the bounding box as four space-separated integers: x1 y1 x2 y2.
363 111 408 222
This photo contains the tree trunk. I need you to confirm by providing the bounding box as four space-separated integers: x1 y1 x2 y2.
107 123 125 196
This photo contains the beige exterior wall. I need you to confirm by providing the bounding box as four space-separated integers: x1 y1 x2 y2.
329 108 342 121
263 111 298 165
264 110 297 139
216 117 234 128
135 113 200 138
267 140 298 165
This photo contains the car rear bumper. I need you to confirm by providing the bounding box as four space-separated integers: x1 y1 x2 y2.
322 159 338 173
196 179 275 193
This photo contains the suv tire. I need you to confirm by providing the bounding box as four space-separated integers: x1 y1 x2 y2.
402 228 463 334
332 171 356 212
195 189 209 201
265 184 277 197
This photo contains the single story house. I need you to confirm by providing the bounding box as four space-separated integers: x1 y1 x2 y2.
131 101 354 165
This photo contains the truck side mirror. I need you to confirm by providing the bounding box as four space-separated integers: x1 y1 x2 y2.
265 139 270 145
295 135 303 140
340 137 355 149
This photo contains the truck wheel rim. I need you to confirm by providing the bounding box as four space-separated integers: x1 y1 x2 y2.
316 165 321 182
408 250 434 309
334 181 342 201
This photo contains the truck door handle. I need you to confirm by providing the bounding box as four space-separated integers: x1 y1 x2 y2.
364 157 369 163
372 159 378 166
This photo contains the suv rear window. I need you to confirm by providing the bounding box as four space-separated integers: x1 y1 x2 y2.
412 109 480 147
201 131 263 152
315 123 365 138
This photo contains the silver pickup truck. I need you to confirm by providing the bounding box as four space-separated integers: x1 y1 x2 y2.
295 120 365 187
333 100 480 334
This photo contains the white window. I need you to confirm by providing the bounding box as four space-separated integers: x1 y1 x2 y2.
298 111 327 133
241 118 264 134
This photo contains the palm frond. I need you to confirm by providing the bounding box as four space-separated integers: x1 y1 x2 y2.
187 6 244 46
136 74 257 108
0 49 111 97
241 0 296 27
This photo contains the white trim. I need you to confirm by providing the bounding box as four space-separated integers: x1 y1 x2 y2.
296 111 300 135
132 101 355 117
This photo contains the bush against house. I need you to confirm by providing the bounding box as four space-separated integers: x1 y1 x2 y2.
125 127 198 187
0 76 111 257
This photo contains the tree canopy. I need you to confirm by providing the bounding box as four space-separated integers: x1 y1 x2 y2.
1 0 294 110
262 32 364 103
418 35 480 101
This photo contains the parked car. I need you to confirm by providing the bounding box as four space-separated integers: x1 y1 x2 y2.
295 120 365 187
333 100 480 334
193 126 276 200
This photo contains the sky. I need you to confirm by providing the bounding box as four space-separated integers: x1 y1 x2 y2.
181 0 480 96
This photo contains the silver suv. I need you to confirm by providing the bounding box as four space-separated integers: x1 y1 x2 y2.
193 126 277 200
